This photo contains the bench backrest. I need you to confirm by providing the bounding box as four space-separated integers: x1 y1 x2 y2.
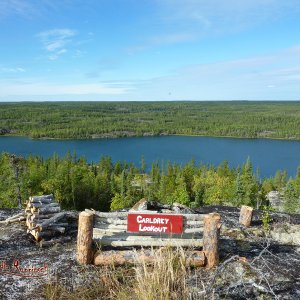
89 210 205 248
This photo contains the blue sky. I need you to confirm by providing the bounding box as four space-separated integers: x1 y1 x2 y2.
1 0 300 101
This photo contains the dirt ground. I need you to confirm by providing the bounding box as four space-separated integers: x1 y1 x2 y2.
1 206 300 300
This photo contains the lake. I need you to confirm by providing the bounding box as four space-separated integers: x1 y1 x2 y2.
0 135 300 178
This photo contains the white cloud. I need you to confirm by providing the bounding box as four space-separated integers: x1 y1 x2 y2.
126 0 300 54
126 32 195 54
131 44 300 100
0 0 77 20
37 28 76 60
0 82 133 97
157 0 300 34
0 0 37 19
0 67 25 73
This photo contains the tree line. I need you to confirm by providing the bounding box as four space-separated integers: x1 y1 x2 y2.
0 101 300 139
0 152 299 213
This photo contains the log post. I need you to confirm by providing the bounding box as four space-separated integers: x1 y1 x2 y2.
77 211 94 265
203 213 221 268
239 205 253 227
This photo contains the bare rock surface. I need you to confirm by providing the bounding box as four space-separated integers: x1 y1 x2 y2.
191 205 300 299
1 206 300 299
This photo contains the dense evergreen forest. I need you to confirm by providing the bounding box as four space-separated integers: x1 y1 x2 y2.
1 101 300 139
1 152 299 213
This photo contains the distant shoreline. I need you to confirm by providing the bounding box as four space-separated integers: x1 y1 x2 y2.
1 101 300 141
1 132 300 142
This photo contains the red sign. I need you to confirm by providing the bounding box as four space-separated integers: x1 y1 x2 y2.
127 213 183 234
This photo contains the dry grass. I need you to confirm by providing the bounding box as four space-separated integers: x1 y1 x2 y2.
43 247 191 300
133 247 189 300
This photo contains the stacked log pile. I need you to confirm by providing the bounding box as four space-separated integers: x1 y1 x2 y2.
25 194 77 246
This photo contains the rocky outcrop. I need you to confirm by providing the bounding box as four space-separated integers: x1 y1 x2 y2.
270 223 300 246
267 190 285 212
0 128 11 135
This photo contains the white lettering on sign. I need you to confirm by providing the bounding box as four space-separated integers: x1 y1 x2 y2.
127 213 183 234
136 215 170 225
138 224 168 232
135 215 170 233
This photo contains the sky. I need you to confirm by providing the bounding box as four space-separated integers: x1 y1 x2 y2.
1 0 300 101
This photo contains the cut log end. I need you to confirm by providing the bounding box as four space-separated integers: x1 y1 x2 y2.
239 205 253 227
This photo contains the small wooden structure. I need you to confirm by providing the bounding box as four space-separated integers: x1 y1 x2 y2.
77 207 221 268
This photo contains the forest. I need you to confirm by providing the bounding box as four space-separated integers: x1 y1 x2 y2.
0 101 300 139
1 152 299 213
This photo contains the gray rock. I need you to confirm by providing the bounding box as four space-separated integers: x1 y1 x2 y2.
267 191 285 212
270 223 300 245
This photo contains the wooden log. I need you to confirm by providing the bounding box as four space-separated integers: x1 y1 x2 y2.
88 209 205 221
38 231 56 239
28 228 40 241
94 249 167 266
29 195 54 203
30 213 56 220
93 223 127 231
85 210 133 218
183 227 203 234
34 206 61 215
203 213 221 269
48 223 68 228
130 198 148 211
87 209 159 218
0 216 25 224
31 198 53 205
0 216 26 224
5 214 26 222
30 194 53 200
172 202 195 214
27 221 37 229
39 236 71 247
77 211 94 265
93 223 203 234
26 217 32 228
93 249 205 267
93 217 203 227
93 230 202 238
94 217 128 225
29 203 60 209
239 205 253 227
64 211 79 219
0 212 25 221
29 227 66 241
186 251 206 267
35 212 68 230
93 235 203 248
185 220 204 226
40 227 65 236
46 226 66 233
93 231 202 241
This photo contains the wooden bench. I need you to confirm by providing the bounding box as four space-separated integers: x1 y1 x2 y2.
90 210 204 248
77 209 221 268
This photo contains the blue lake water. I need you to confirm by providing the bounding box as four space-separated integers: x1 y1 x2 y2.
0 136 299 178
